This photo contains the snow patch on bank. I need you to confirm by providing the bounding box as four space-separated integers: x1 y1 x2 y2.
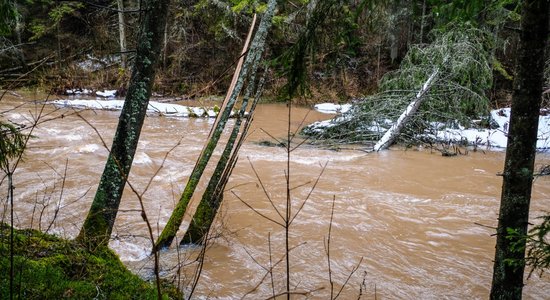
96 90 117 98
66 88 93 95
51 99 221 118
311 105 550 150
314 103 352 114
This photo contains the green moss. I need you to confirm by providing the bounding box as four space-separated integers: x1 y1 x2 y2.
182 201 214 244
0 225 182 299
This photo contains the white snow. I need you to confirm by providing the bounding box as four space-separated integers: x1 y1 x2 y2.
96 90 117 98
66 89 92 95
429 108 512 149
312 105 550 150
51 99 222 118
314 103 352 114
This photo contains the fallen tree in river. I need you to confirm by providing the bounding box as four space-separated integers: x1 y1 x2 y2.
304 26 493 150
373 66 441 151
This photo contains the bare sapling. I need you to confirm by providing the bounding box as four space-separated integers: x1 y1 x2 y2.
0 91 55 300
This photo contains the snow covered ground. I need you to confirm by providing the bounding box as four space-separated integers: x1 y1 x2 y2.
95 90 117 98
52 99 219 118
313 103 550 150
314 103 352 114
65 89 118 98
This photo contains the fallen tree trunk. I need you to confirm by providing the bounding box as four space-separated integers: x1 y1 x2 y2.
373 67 440 151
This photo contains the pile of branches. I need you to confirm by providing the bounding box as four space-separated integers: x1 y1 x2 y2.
304 26 493 146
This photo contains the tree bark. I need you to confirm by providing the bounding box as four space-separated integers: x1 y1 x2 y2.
117 0 127 68
77 0 171 248
419 0 426 44
182 66 263 244
155 0 277 250
373 67 439 151
490 1 549 299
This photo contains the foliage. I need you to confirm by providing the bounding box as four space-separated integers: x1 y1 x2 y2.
505 214 550 278
304 26 493 144
28 1 84 41
275 0 374 100
429 0 519 29
0 121 25 170
380 26 492 118
275 0 337 99
429 0 486 26
0 0 526 102
0 0 19 36
0 225 182 299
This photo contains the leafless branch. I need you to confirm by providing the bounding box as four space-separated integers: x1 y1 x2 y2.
232 190 285 227
247 157 284 221
290 161 328 225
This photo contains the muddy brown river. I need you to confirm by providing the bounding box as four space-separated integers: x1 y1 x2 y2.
1 92 549 299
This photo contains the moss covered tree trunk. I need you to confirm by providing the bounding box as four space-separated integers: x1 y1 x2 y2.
490 1 548 298
77 0 171 248
182 72 262 244
154 0 277 250
181 116 241 244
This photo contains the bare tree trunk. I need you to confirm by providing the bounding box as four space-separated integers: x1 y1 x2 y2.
162 14 168 70
14 14 27 70
117 0 127 68
77 0 171 248
490 1 549 299
373 67 439 151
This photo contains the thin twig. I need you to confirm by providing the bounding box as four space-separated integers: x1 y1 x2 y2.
247 157 285 221
334 257 364 300
326 195 336 299
232 190 285 227
290 161 328 225
45 158 68 233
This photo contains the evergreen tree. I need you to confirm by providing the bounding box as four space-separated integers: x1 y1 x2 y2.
490 0 549 298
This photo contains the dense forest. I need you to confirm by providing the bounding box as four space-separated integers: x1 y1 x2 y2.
0 0 531 102
1 0 550 299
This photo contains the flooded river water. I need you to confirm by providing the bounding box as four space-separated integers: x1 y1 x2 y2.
1 92 549 299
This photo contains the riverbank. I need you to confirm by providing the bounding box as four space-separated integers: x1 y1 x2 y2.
0 224 182 299
309 103 550 151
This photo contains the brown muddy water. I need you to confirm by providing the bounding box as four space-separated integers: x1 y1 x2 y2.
1 92 549 299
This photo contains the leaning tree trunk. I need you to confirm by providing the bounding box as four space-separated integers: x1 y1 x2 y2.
490 1 549 299
77 0 171 248
155 0 277 250
182 69 264 244
152 16 255 251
